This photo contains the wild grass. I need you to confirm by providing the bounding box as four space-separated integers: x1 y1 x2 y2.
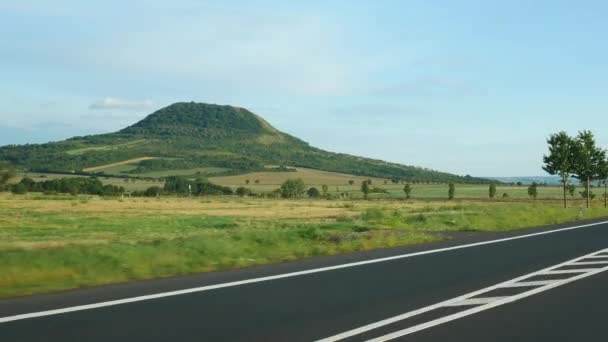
1 193 606 298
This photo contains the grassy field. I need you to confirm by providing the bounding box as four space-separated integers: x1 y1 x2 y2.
1 193 607 298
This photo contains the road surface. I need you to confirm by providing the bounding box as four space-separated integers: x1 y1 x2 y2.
2 218 608 341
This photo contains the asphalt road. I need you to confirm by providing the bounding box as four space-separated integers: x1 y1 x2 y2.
2 218 608 341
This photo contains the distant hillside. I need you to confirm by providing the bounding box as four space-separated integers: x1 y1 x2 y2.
487 176 576 185
0 102 491 184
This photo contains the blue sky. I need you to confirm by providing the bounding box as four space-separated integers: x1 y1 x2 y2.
1 0 607 176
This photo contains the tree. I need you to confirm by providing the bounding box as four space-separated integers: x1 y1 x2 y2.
254 179 260 184
403 184 412 199
307 187 321 198
489 183 497 199
361 180 370 199
144 186 161 197
348 180 354 186
0 162 16 188
11 183 27 195
321 184 329 198
543 131 575 208
280 178 306 198
528 182 538 200
571 131 607 208
245 179 250 185
448 183 455 200
236 187 251 197
568 183 576 198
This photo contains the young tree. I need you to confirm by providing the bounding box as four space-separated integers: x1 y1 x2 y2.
568 183 576 198
348 180 354 186
489 183 497 199
528 182 538 200
403 184 412 199
448 183 455 200
245 179 250 185
542 131 575 208
280 178 306 198
254 179 260 184
361 180 370 199
571 131 607 208
321 184 329 198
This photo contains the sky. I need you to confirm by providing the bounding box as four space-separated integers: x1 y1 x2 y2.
1 0 608 177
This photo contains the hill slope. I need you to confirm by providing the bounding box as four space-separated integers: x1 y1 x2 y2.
0 102 490 183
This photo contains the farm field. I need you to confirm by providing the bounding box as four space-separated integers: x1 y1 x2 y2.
1 193 607 298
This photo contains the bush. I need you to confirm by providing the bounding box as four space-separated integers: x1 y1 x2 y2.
361 208 385 221
236 187 251 197
144 186 162 197
11 183 28 194
280 178 306 198
307 187 321 198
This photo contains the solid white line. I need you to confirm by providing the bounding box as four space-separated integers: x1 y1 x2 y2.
367 264 608 341
571 261 608 265
316 248 608 341
443 297 509 306
544 269 597 274
2 220 608 324
500 280 558 287
583 255 608 259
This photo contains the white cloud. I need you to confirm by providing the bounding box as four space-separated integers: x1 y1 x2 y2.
89 97 154 110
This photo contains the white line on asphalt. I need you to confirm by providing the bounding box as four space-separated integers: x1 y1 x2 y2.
501 280 558 287
443 297 509 306
316 248 608 341
572 261 608 265
1 220 608 324
544 269 597 274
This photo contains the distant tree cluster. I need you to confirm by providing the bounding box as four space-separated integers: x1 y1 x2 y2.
162 176 233 196
9 177 125 196
543 131 608 208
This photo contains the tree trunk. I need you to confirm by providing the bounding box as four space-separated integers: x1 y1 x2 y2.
587 176 591 208
562 180 567 208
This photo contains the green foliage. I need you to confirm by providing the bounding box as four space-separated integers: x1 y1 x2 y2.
11 183 27 194
489 183 497 199
403 184 412 199
568 183 576 197
13 177 125 196
307 187 321 198
528 182 538 200
361 180 370 199
279 178 306 198
448 182 455 200
163 176 233 196
321 184 329 197
143 186 161 197
236 187 251 197
0 162 16 187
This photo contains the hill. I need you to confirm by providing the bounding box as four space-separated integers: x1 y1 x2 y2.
0 102 491 184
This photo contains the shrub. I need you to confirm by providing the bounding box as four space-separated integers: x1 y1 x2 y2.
11 183 27 195
307 187 321 198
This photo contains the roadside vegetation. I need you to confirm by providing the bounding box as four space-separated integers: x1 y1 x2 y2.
1 193 608 298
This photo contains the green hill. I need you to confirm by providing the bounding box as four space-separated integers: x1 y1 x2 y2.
0 102 490 183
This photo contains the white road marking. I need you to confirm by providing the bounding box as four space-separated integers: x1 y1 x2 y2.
544 269 597 274
316 248 608 342
572 261 608 265
1 220 607 324
584 255 608 259
443 297 509 306
501 280 558 287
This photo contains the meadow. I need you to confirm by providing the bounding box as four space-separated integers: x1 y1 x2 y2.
1 193 606 298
